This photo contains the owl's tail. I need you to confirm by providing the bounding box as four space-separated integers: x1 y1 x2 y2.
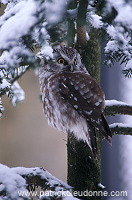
101 114 112 144
88 114 112 159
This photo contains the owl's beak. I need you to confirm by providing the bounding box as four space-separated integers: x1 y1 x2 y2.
70 65 74 72
64 65 74 72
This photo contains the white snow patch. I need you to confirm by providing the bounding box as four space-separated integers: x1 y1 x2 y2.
90 14 103 29
0 79 10 89
110 123 132 128
125 60 132 69
115 5 132 29
0 0 38 49
105 100 129 106
98 183 105 189
86 32 90 40
107 0 132 30
44 0 67 24
10 81 25 106
106 25 116 38
95 102 100 106
0 164 28 199
105 25 129 53
105 40 118 52
13 166 71 190
39 45 53 59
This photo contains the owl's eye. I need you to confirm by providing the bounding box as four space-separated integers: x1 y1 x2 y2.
57 58 65 64
74 59 77 65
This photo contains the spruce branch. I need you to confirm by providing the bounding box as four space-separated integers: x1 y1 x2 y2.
105 100 132 135
104 100 132 116
104 50 129 68
16 167 71 192
0 165 80 200
0 66 30 97
122 68 132 78
10 66 30 85
110 123 132 135
0 97 4 118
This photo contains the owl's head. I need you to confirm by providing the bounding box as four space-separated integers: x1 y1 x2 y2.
39 46 88 80
52 46 86 73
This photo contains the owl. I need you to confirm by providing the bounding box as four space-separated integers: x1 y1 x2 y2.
39 46 112 158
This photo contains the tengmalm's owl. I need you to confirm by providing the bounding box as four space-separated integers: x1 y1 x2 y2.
39 46 112 158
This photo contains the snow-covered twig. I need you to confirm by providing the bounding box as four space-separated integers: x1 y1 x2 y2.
7 81 25 106
105 100 132 116
13 166 71 192
0 97 4 118
110 123 132 135
0 164 80 200
10 66 30 84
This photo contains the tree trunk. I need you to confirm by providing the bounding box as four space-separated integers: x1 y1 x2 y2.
67 0 102 199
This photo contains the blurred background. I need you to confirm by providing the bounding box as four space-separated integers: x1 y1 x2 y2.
101 56 132 199
0 70 67 182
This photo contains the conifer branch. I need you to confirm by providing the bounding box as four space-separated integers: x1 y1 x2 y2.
105 103 132 116
110 124 132 135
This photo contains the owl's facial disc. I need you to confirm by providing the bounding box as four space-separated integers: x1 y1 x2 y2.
56 56 77 72
52 46 86 73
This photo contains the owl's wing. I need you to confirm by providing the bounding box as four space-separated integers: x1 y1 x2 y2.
59 72 112 143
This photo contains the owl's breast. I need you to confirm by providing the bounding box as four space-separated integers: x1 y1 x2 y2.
42 73 79 134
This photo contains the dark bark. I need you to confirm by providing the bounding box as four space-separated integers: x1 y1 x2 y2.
67 1 77 47
67 133 102 200
67 1 102 199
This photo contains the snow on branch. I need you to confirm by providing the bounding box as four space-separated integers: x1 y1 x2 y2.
7 81 25 106
110 123 132 135
122 68 132 78
103 0 132 69
0 164 80 200
44 0 70 25
0 67 11 96
0 97 4 118
105 100 132 134
104 100 132 116
0 65 29 117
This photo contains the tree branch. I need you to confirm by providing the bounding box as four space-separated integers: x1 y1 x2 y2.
76 0 88 47
15 167 71 192
0 66 30 97
110 123 132 135
10 66 30 84
104 100 132 116
0 164 81 200
67 1 77 47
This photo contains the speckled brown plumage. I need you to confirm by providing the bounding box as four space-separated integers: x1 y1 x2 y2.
39 46 112 158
